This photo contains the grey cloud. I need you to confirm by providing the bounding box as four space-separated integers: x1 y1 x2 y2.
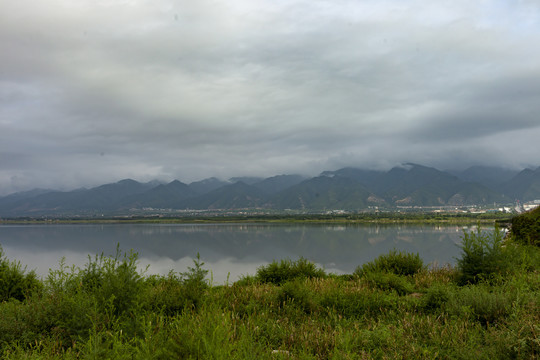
1 0 540 194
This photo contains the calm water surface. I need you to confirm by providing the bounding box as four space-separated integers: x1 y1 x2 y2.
0 223 475 284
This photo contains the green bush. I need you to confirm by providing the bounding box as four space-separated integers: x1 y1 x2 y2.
422 283 451 311
181 253 209 309
142 272 185 316
80 247 144 318
234 274 258 286
446 285 513 326
276 279 318 313
510 206 540 246
0 299 34 346
0 243 537 358
256 257 326 285
499 242 540 274
456 226 508 285
0 246 42 302
142 253 208 314
354 249 424 277
363 271 414 296
42 288 98 346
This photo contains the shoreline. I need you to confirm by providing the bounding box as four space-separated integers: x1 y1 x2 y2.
0 213 512 225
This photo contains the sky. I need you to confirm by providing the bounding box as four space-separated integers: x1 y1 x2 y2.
1 0 540 195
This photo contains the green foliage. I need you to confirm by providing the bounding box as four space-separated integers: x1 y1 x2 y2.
510 206 540 246
497 241 540 274
181 253 208 309
80 246 144 318
363 271 415 296
0 243 538 359
255 257 326 285
446 285 513 327
320 289 399 319
456 225 508 285
234 274 258 286
142 272 185 316
0 246 42 303
142 253 208 314
276 280 318 313
421 283 451 311
354 249 424 277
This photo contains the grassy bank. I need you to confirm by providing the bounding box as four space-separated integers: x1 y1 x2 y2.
0 227 538 359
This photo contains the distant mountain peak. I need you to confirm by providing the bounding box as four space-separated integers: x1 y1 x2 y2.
228 176 264 185
117 178 139 184
168 179 187 186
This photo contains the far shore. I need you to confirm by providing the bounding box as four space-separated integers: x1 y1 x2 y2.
0 212 512 225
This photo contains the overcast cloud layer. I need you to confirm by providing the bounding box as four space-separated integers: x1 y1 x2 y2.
1 0 540 195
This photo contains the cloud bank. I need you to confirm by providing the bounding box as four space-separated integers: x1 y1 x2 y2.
2 0 540 194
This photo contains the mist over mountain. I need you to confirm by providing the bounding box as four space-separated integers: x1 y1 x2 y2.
251 175 307 195
182 182 267 210
501 167 540 202
188 178 229 195
120 180 195 209
1 164 539 217
268 176 373 210
448 166 520 191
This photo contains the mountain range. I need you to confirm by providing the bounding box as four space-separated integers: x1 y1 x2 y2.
2 164 540 217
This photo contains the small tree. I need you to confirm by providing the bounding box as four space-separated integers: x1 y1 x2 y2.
181 253 209 309
456 225 507 285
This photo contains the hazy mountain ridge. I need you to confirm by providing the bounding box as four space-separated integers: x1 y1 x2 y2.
501 167 540 201
448 166 519 190
182 182 267 210
1 164 539 216
267 176 373 210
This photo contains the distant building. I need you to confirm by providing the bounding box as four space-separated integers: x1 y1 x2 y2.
523 201 540 212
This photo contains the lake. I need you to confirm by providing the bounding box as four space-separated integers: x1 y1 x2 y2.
0 223 475 284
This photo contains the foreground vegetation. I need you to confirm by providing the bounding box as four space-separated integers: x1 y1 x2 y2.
0 219 538 358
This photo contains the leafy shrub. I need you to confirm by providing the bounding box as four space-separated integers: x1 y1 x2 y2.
80 246 144 317
179 253 209 310
363 271 414 296
446 285 513 326
42 288 98 346
0 246 42 302
256 257 326 285
276 279 318 313
142 272 185 316
143 253 208 314
510 206 540 246
0 284 96 349
456 226 508 285
422 283 451 311
354 249 424 277
0 299 34 346
234 274 258 286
